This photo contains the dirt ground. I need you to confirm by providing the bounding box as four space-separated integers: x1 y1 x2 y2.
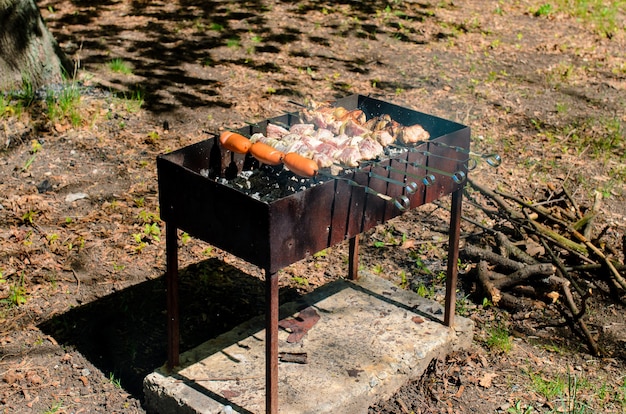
1 0 625 413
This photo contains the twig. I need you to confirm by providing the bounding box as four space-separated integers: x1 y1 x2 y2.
540 238 585 297
71 269 80 291
561 185 583 220
582 190 602 240
519 222 594 264
567 262 626 272
559 284 600 356
468 178 523 220
570 228 626 292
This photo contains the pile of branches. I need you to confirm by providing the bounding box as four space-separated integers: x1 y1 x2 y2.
460 178 626 356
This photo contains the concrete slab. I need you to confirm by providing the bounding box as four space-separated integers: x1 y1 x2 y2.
143 272 473 414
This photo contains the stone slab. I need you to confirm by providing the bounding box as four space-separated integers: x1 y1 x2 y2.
144 272 473 414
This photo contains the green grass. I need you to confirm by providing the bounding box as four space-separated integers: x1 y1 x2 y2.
226 37 241 48
43 400 64 414
108 58 133 75
122 89 144 113
47 83 82 126
415 281 435 298
530 371 567 400
1 273 27 307
553 0 626 35
486 323 513 353
108 372 122 388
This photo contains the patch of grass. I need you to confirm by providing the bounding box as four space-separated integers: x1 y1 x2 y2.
507 400 533 414
226 37 241 48
292 276 309 286
415 281 434 299
1 273 27 307
529 371 567 400
0 93 17 118
108 58 133 75
43 400 64 414
570 116 624 159
46 83 82 126
486 323 512 353
455 294 471 316
313 249 327 258
21 208 38 225
555 0 626 36
21 139 42 171
180 232 191 245
532 3 554 17
123 89 144 113
108 372 122 388
209 22 224 31
399 270 409 289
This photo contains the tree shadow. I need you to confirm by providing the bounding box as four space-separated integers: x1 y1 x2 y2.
42 0 446 115
38 258 301 401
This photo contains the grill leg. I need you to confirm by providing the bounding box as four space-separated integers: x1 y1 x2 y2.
166 222 180 370
444 188 463 327
265 270 279 414
348 236 359 280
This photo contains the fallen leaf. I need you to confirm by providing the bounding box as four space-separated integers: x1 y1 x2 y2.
546 291 559 303
454 384 465 398
25 371 43 386
401 239 416 249
479 372 498 388
525 239 545 257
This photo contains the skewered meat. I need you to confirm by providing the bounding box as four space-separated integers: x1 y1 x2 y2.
246 102 430 173
266 123 289 139
398 123 430 144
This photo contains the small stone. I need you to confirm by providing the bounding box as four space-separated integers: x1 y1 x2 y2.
65 193 88 203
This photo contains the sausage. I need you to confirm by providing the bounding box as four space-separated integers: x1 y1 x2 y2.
219 131 252 154
283 152 319 178
249 142 285 166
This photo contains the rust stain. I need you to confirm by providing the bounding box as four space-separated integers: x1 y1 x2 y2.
278 307 320 343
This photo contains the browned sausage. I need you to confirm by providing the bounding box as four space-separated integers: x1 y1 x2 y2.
283 152 319 178
219 131 252 154
249 142 285 166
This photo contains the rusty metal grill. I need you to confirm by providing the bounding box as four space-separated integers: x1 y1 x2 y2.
157 94 470 413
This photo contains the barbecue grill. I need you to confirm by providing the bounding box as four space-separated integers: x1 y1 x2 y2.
157 94 470 413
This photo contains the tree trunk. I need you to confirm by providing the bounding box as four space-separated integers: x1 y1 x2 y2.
0 0 73 90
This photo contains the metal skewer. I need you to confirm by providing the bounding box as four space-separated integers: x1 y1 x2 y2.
361 158 466 185
317 171 411 211
375 165 437 186
367 171 419 195
387 144 476 170
426 141 502 167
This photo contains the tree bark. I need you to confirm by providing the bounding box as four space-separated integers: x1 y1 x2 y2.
0 0 73 90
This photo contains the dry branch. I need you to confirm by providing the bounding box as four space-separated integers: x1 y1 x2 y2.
493 263 555 290
464 178 624 356
495 231 537 265
462 244 523 272
476 261 501 305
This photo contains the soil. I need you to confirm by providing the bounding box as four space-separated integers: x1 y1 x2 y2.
1 1 625 413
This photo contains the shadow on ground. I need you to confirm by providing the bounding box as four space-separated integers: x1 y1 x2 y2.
38 258 301 400
44 0 445 114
